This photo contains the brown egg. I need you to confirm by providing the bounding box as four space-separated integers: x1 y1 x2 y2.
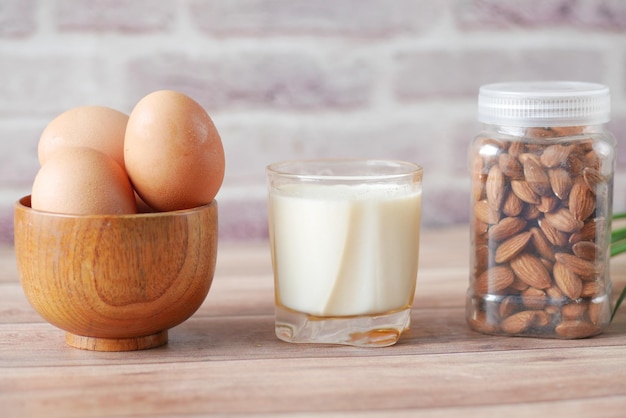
31 147 137 215
38 106 128 169
134 191 156 213
124 90 225 211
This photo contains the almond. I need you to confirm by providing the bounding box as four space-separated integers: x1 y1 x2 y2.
582 167 603 192
553 262 583 300
566 155 585 177
530 227 555 261
467 311 499 334
548 168 573 200
536 195 559 213
569 180 596 221
548 304 562 314
526 127 558 138
568 231 581 246
521 154 552 196
488 217 527 242
555 320 600 338
510 253 552 289
540 257 554 272
509 276 530 291
533 310 552 327
499 296 518 318
474 265 516 294
474 244 491 274
486 164 505 212
472 177 486 203
544 208 584 233
577 140 595 153
581 280 603 298
475 215 489 233
502 190 524 217
550 126 584 136
540 144 572 168
471 155 487 201
584 149 600 170
561 302 587 320
521 203 541 220
521 287 547 310
554 253 599 281
588 300 610 325
545 285 564 301
511 180 540 204
539 218 569 247
508 141 526 157
501 310 536 334
572 241 598 261
475 231 488 246
580 218 600 241
495 231 532 263
474 200 500 225
498 153 523 178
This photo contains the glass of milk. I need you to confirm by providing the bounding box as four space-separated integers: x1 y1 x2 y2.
266 159 423 347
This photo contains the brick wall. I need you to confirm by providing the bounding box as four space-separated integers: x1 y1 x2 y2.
1 0 626 243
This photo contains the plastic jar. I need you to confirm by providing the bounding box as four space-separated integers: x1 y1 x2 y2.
466 81 616 338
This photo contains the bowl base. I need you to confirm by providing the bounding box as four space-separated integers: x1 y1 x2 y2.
65 330 168 351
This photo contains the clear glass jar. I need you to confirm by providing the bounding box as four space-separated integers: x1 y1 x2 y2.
466 81 616 338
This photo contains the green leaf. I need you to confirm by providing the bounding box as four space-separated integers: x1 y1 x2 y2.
611 212 626 321
611 285 626 322
611 240 626 257
613 212 626 220
612 227 626 245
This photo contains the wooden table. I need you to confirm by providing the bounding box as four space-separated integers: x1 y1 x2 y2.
2 226 626 417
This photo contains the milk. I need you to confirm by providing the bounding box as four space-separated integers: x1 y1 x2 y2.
269 183 421 317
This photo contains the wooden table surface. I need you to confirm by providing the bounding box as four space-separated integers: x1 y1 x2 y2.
2 225 626 417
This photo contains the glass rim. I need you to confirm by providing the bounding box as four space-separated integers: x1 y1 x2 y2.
266 158 423 182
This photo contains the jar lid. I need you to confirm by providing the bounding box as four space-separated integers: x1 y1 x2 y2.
478 81 611 127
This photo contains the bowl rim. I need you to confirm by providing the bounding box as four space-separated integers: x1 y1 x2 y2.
16 195 217 219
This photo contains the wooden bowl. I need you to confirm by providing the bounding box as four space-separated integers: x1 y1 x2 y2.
14 196 218 351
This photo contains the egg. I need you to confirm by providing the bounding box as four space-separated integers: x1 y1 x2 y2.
38 106 128 170
124 90 225 211
31 147 137 215
134 191 155 213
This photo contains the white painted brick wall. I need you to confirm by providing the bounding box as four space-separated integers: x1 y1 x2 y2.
1 0 626 243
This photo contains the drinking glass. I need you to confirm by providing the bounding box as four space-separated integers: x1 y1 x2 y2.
266 159 423 347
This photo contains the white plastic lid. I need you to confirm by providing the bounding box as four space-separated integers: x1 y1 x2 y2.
478 81 611 127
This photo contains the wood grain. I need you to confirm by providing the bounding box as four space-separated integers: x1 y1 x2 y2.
2 226 626 417
13 196 218 350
